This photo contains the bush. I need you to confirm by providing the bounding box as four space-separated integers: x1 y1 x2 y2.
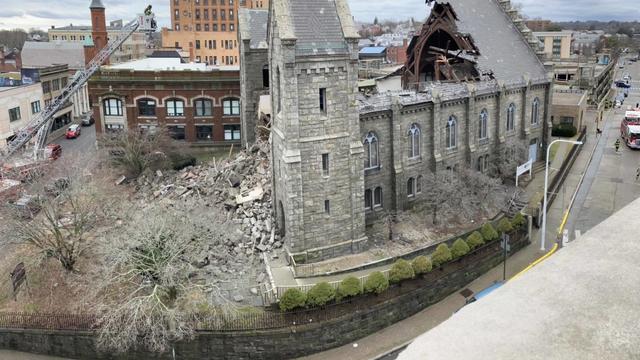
552 123 577 137
388 259 415 284
431 243 452 268
511 213 526 229
497 217 514 234
169 152 197 171
306 282 336 307
336 276 362 301
466 231 485 250
481 223 499 242
412 256 432 275
279 288 307 311
451 238 470 259
364 271 389 295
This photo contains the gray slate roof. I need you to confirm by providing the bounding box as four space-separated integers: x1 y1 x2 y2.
289 0 348 56
449 0 546 81
21 41 85 70
90 0 105 9
238 9 268 49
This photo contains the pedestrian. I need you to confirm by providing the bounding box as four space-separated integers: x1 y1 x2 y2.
596 128 602 136
615 138 621 153
636 167 640 181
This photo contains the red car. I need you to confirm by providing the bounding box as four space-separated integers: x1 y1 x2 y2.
65 124 81 139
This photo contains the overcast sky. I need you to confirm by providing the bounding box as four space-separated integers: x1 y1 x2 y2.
0 0 639 31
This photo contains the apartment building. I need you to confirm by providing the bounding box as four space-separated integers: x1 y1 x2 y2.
0 84 44 148
534 31 573 59
161 0 269 65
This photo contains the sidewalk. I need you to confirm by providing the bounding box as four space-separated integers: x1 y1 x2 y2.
297 113 603 360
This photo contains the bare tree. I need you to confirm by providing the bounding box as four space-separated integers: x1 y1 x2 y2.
458 168 504 213
100 129 177 178
95 206 234 353
420 171 464 225
491 142 528 182
2 174 115 271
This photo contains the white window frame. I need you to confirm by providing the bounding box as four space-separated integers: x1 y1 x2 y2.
194 98 213 117
166 99 185 117
507 103 516 132
531 98 540 125
408 123 421 159
446 116 457 149
223 98 240 116
374 187 383 208
103 98 122 116
364 131 379 170
479 109 488 140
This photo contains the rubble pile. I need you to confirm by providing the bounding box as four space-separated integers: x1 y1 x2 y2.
133 141 283 255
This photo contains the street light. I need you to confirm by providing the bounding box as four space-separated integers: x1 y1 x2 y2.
541 139 583 251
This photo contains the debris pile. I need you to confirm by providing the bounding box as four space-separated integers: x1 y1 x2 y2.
133 141 282 255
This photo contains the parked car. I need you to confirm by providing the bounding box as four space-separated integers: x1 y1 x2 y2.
615 80 631 88
66 124 81 139
81 115 95 126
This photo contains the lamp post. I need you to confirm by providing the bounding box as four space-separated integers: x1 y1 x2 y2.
541 139 583 251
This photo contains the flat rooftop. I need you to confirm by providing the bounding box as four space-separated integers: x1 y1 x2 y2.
398 197 640 359
105 57 239 72
553 90 587 106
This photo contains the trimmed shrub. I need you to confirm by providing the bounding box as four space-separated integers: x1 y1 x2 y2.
497 217 514 234
551 123 577 138
466 231 485 250
481 223 499 242
364 271 389 295
337 276 362 301
412 256 432 275
451 238 471 259
306 282 336 307
389 259 415 284
511 213 526 229
279 288 307 311
431 243 452 268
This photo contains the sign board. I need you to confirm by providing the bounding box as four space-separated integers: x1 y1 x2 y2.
515 160 533 187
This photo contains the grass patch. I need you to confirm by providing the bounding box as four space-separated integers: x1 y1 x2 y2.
191 147 240 165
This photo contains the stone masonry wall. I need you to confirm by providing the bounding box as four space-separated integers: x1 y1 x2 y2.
239 43 268 147
0 236 529 360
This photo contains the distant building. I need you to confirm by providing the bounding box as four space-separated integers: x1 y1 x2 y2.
88 57 241 145
21 42 86 71
524 19 552 32
534 31 573 59
386 39 409 65
551 88 587 129
0 84 44 148
572 31 605 55
359 46 387 61
0 45 21 72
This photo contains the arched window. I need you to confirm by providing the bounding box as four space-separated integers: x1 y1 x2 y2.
407 177 415 198
374 187 383 208
364 132 379 169
479 109 488 140
223 98 240 116
194 98 213 116
166 98 185 117
446 116 457 149
103 98 122 116
137 98 156 116
364 189 372 210
416 175 423 194
507 103 516 132
408 123 421 158
531 98 540 125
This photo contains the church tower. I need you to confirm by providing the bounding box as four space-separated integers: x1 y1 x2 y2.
84 0 108 65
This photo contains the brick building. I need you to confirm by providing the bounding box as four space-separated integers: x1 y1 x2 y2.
88 57 241 145
386 39 409 65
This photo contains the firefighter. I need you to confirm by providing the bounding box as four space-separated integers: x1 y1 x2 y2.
615 138 621 153
144 5 153 16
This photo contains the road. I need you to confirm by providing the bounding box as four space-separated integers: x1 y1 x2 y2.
566 56 640 240
52 123 97 163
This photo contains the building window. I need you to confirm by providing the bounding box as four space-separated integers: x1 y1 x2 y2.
507 103 516 132
416 176 422 194
166 99 185 117
103 98 122 116
407 177 415 198
319 88 327 113
51 79 59 91
139 124 157 135
560 116 574 125
479 109 488 140
322 153 329 177
531 98 540 125
374 187 383 208
262 65 269 88
167 125 186 140
106 123 124 133
365 189 372 210
364 131 379 170
324 200 330 215
8 107 21 122
230 24 234 31
224 124 241 140
61 77 67 88
446 116 457 149
223 98 240 116
408 123 420 158
31 101 41 114
42 81 50 94
194 98 213 116
137 99 156 116
221 24 226 32
196 125 213 141
196 40 201 49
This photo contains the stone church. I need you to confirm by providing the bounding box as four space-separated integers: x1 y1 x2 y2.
239 0 551 263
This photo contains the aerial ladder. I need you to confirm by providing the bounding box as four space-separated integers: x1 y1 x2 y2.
1 7 157 163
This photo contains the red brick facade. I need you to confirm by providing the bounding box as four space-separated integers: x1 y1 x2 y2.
386 39 408 65
88 68 242 145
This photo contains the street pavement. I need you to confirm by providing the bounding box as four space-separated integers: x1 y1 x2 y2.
51 123 97 163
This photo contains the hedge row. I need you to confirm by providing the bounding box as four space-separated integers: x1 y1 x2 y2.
279 214 527 311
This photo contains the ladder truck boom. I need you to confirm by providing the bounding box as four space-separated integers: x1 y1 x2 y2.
1 8 156 162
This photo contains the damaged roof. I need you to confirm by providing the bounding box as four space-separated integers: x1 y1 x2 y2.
238 9 269 50
447 0 546 81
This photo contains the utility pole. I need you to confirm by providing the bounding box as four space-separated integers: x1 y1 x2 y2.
501 233 510 281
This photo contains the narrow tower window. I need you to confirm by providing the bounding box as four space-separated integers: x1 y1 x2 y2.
319 88 327 113
322 153 329 177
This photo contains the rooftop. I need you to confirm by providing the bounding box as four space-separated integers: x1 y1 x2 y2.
553 89 587 106
105 57 239 72
359 47 387 55
398 197 640 360
238 9 268 50
288 0 348 55
21 41 85 70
